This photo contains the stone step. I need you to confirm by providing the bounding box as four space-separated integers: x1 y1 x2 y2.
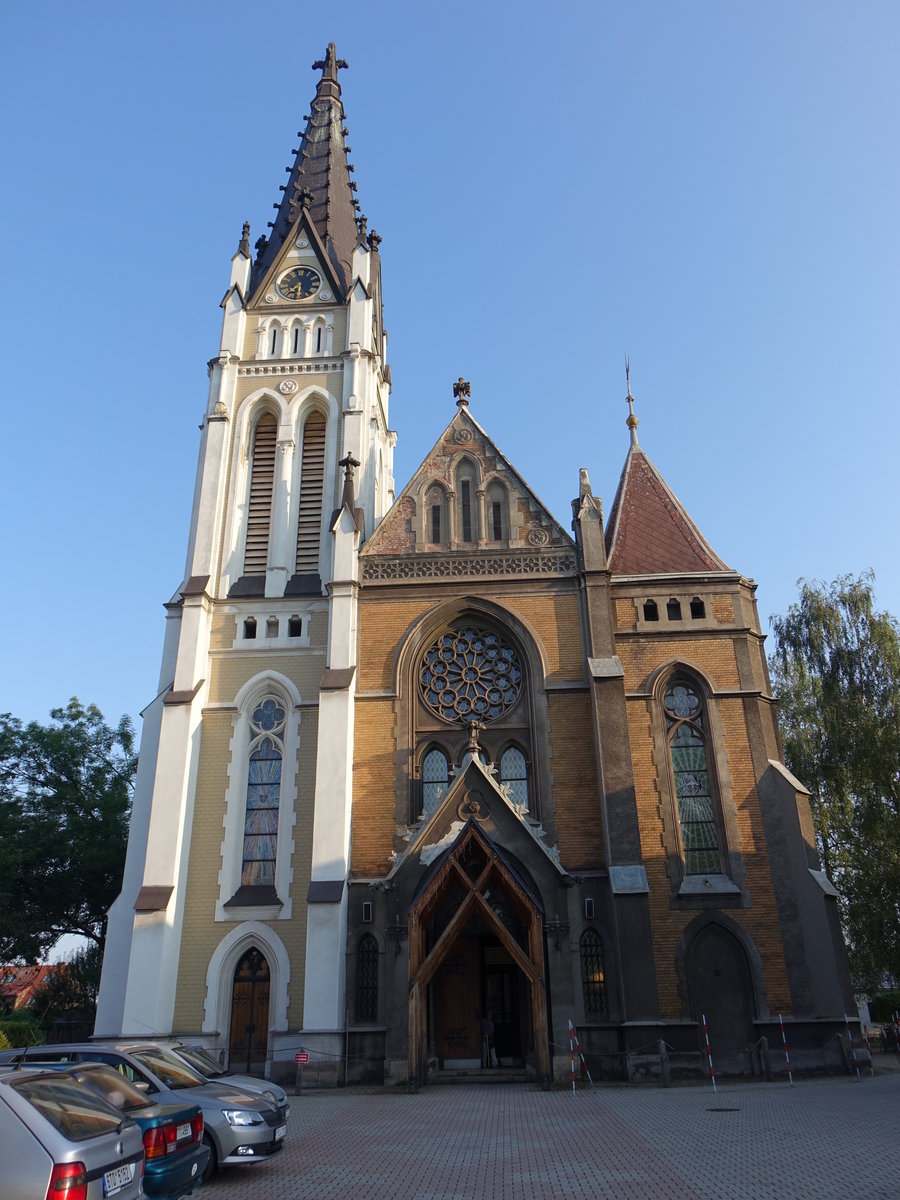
431 1068 533 1085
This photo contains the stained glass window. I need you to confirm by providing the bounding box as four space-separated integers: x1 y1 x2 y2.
580 929 606 1018
357 934 379 1022
500 746 528 809
664 681 721 875
242 696 286 887
422 749 449 816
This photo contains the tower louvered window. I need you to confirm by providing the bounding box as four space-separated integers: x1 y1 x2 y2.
244 414 277 575
296 412 326 574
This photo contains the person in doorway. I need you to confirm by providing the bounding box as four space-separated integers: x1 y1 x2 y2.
482 1011 498 1068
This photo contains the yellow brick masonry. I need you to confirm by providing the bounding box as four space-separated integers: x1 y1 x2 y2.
545 692 604 868
172 703 319 1033
351 698 398 877
621 635 792 1019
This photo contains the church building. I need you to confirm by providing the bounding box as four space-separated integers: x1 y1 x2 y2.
97 45 855 1086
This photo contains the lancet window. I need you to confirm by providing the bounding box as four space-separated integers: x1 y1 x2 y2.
242 697 286 888
664 679 721 876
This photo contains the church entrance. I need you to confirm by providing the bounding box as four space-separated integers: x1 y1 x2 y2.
408 820 550 1087
687 924 755 1073
228 947 270 1075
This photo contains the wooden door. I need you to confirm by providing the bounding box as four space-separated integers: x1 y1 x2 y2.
229 947 270 1075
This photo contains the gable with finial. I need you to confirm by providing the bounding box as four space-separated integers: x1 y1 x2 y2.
362 389 576 582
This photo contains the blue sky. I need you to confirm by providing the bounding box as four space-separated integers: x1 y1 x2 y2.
2 1 898 731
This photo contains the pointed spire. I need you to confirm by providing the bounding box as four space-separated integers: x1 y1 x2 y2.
249 43 360 298
339 452 360 511
625 354 639 447
237 221 251 259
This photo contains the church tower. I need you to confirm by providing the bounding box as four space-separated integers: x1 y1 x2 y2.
99 45 853 1085
97 46 394 1068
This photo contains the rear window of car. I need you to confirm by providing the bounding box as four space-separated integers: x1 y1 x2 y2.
129 1049 206 1090
10 1076 124 1141
74 1068 149 1112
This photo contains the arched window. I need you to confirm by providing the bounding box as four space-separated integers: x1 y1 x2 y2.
295 411 326 576
356 934 379 1022
643 599 659 621
666 597 682 621
242 696 286 890
664 679 721 875
500 746 528 809
422 748 449 816
580 929 606 1018
425 485 447 546
690 596 706 619
456 462 478 543
244 413 277 576
486 482 507 542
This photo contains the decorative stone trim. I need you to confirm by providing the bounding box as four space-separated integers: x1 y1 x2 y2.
361 551 576 581
238 361 343 376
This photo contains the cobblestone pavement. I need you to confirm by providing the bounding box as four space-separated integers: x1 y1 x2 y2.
204 1071 900 1199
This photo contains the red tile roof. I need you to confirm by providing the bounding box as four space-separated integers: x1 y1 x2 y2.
0 964 64 1010
605 446 728 575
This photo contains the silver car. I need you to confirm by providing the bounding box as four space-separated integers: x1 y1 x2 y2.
158 1041 288 1109
0 1065 144 1200
1 1042 288 1181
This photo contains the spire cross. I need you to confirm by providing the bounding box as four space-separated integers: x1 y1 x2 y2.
312 44 349 79
625 354 639 446
339 452 360 478
453 377 471 407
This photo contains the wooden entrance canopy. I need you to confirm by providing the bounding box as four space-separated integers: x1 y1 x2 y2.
407 819 550 1088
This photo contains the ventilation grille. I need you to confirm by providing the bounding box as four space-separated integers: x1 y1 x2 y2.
244 414 277 575
296 412 326 573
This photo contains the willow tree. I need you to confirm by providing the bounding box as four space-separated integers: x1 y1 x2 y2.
770 573 900 989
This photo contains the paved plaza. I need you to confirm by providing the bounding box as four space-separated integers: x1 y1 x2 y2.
205 1069 900 1199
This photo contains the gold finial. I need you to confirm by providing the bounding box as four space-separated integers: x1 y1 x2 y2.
625 354 639 446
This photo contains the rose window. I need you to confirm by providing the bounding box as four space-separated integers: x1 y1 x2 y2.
420 626 522 723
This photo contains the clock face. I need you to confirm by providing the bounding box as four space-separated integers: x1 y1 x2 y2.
278 266 321 300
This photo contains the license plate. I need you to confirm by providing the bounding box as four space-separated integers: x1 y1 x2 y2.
103 1163 135 1196
176 1122 191 1140
274 1123 287 1140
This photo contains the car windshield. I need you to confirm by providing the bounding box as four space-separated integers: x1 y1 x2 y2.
11 1075 124 1141
75 1067 150 1112
177 1046 226 1078
129 1048 207 1090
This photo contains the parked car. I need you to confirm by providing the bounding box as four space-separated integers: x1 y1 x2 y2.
28 1060 208 1198
0 1064 144 1200
0 1042 288 1182
158 1041 288 1109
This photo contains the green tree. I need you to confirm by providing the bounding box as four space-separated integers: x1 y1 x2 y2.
0 700 136 963
770 573 900 989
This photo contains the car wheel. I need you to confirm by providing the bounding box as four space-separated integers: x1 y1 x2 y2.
201 1133 218 1183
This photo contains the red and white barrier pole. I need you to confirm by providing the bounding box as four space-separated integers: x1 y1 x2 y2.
568 1019 576 1095
569 1019 595 1090
844 1013 861 1081
701 1013 717 1095
778 1013 793 1086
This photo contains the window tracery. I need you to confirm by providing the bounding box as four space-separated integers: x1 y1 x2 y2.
419 626 522 724
664 680 721 875
242 697 286 887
